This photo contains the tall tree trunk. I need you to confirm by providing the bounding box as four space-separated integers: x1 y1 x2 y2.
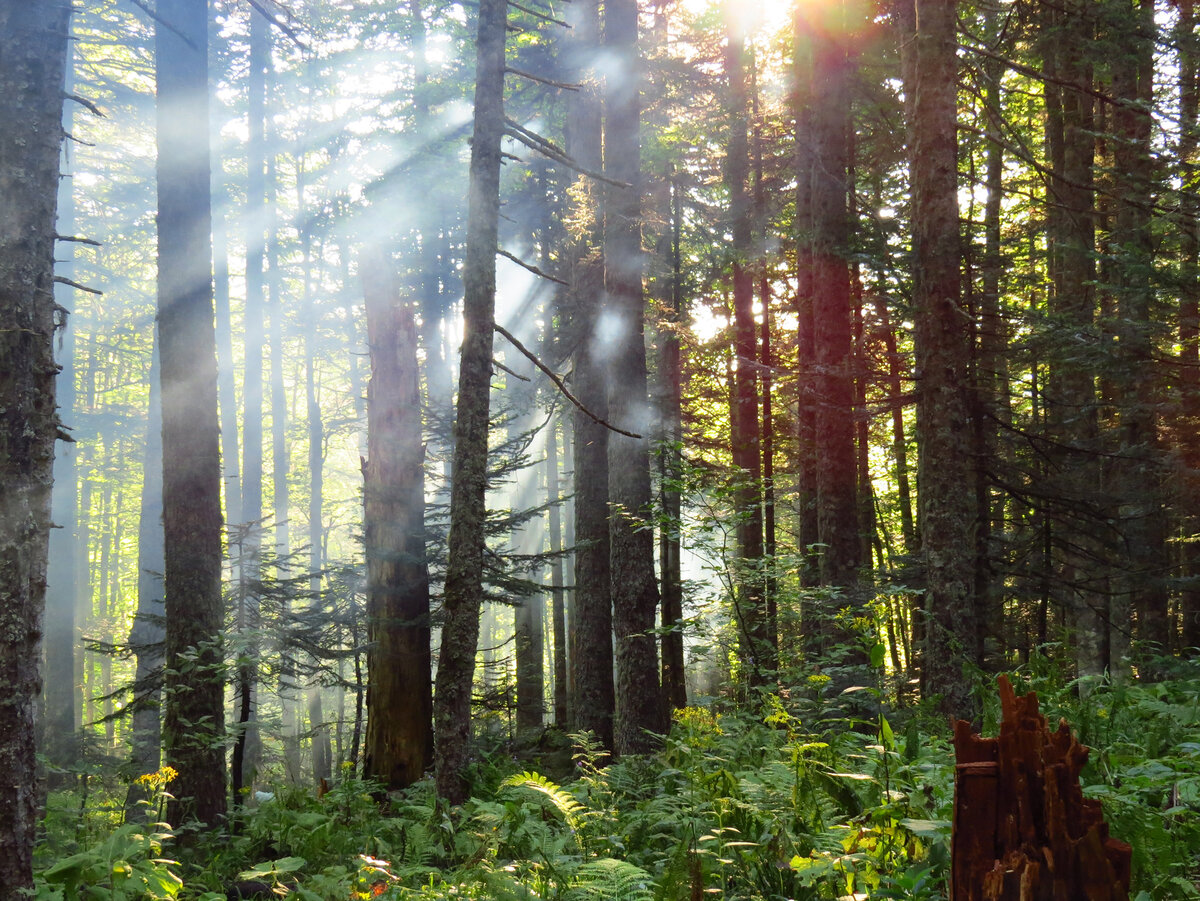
792 25 820 589
125 335 165 818
45 25 80 784
0 1 70 890
1042 0 1104 681
605 0 666 755
724 24 768 687
433 0 505 804
565 0 614 749
233 6 269 796
301 162 332 780
751 73 778 672
362 253 433 792
546 420 569 725
901 0 981 717
659 175 687 712
1176 0 1200 651
156 0 227 828
211 0 240 533
977 45 1010 668
1109 0 1167 670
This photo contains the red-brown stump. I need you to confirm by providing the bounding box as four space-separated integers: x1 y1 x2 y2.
951 675 1131 901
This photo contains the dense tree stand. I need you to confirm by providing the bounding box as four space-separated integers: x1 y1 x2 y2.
952 676 1131 901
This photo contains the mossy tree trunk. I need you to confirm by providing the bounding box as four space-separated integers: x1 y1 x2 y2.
433 0 506 804
0 1 70 891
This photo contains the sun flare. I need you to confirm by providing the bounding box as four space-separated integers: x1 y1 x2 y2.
679 0 795 38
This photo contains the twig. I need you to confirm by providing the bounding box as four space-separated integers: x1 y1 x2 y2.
493 323 642 439
54 276 103 295
505 65 579 91
497 248 569 286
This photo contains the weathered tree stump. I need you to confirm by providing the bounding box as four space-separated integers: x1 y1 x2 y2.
951 675 1132 901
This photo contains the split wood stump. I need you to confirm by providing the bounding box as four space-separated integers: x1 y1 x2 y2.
951 675 1132 901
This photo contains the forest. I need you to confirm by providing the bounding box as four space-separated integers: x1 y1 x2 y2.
3 0 1200 896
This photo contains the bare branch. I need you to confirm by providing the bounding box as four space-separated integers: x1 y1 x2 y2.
493 323 642 439
55 234 102 247
125 0 198 50
246 0 309 50
497 248 569 286
505 65 579 91
508 0 570 27
54 276 103 295
493 359 532 382
64 92 104 117
504 118 629 188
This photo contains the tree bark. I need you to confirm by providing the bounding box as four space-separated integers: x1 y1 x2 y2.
433 0 506 804
156 0 227 829
605 0 667 755
361 254 433 792
724 25 768 687
565 0 614 749
1109 0 1168 670
45 25 80 784
0 1 70 891
659 176 688 712
901 0 981 717
126 335 165 818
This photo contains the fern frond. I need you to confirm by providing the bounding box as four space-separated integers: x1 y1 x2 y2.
501 771 586 834
566 858 655 901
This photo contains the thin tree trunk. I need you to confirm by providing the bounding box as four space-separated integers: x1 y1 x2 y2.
660 175 687 711
125 336 165 818
546 420 569 725
1177 0 1200 651
45 25 80 783
433 0 506 804
792 25 820 588
724 25 768 687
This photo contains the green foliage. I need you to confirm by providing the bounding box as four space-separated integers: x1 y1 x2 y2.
36 662 1200 899
35 822 181 900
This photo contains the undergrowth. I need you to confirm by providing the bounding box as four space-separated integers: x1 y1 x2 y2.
32 657 1200 900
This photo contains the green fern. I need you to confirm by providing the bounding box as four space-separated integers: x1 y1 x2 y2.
565 858 654 901
501 771 587 836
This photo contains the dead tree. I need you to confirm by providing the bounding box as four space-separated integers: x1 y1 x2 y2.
952 675 1131 901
